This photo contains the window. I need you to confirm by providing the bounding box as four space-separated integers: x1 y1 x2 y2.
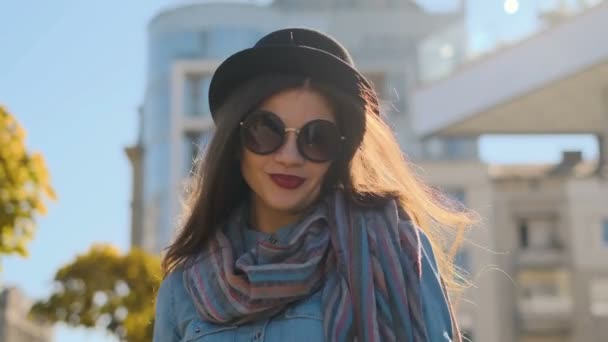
602 219 608 248
528 218 553 249
444 137 477 160
417 22 464 83
183 130 214 176
519 219 529 249
424 137 444 160
518 216 560 250
183 73 211 117
423 137 477 160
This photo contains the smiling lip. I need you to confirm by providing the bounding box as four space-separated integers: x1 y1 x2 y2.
269 174 306 189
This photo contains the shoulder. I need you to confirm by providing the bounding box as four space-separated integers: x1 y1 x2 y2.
154 269 185 341
155 267 203 339
157 267 196 319
158 267 190 305
156 268 183 311
159 268 184 293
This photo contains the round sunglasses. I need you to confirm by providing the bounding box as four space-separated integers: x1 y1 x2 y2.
239 110 345 163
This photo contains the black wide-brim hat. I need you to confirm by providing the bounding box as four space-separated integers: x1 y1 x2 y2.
208 28 379 121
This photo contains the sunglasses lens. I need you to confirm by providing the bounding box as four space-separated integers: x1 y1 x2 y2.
241 111 284 154
299 120 341 162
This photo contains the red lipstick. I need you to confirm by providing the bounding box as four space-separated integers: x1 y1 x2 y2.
269 174 305 189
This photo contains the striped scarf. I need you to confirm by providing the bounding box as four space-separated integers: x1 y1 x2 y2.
183 191 431 341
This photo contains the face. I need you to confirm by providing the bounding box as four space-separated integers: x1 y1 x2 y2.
240 87 336 217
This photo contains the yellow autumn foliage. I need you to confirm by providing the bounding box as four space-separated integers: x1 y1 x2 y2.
0 105 56 257
31 244 162 342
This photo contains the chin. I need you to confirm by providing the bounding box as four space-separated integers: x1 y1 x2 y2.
265 189 315 213
266 195 306 213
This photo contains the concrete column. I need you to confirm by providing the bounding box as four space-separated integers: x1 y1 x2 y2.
125 145 144 249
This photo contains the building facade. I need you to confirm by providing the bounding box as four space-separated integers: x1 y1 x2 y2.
0 288 53 342
412 2 608 341
488 157 608 342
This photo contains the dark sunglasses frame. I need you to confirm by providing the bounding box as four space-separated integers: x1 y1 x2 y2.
239 110 346 163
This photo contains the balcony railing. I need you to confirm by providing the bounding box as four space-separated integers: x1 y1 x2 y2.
517 296 572 334
515 246 567 269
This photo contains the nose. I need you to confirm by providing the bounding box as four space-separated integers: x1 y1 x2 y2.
274 131 305 166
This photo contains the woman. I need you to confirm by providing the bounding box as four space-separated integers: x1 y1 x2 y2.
153 28 476 342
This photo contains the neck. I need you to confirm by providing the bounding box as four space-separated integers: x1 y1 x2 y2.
249 196 301 234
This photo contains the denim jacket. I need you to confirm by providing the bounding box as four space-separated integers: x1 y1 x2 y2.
153 230 456 341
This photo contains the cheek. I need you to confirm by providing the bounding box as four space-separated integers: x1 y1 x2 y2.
310 163 332 184
240 150 266 183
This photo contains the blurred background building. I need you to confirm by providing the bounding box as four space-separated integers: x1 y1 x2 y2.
412 1 608 341
127 0 608 341
0 287 53 342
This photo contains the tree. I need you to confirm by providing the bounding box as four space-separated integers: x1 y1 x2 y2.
0 105 56 257
31 244 162 342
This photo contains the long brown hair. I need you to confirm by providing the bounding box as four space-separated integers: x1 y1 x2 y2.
162 73 478 295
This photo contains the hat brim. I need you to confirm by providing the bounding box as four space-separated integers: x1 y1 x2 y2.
208 45 375 120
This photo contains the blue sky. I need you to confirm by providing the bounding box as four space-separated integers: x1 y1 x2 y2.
0 1 598 341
